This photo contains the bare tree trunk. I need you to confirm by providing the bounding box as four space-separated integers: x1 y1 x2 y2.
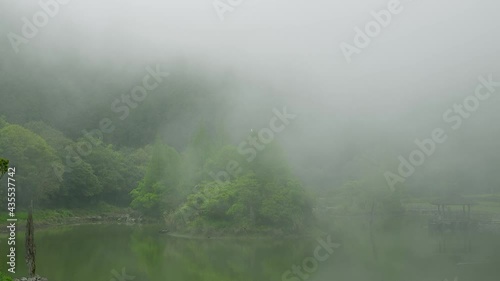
369 201 378 260
249 205 256 226
25 201 36 277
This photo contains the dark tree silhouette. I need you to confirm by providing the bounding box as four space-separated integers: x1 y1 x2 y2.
0 158 8 180
25 201 36 278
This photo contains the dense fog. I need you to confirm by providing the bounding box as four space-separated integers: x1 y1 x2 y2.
0 0 499 280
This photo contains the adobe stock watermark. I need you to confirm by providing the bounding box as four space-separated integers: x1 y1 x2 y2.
209 106 297 183
213 0 245 21
110 267 135 281
176 106 296 222
384 74 500 191
7 0 72 54
51 65 170 181
340 0 405 63
281 235 341 281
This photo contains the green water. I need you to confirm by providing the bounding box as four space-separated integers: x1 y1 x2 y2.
1 217 499 281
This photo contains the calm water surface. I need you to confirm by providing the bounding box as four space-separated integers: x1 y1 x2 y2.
1 217 499 281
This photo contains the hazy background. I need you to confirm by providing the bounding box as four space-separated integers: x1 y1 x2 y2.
1 0 499 195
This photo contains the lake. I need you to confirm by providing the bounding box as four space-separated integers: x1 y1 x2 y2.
1 215 499 281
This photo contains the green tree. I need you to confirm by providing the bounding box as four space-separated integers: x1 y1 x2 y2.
0 158 8 180
24 121 103 206
172 139 313 233
85 144 127 204
130 140 181 216
243 135 292 184
259 179 312 231
0 271 13 281
226 173 261 227
58 161 101 206
173 123 221 204
0 125 62 206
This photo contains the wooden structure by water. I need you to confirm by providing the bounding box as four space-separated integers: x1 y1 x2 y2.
428 195 478 234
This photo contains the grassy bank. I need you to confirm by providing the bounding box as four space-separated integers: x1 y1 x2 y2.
0 204 151 230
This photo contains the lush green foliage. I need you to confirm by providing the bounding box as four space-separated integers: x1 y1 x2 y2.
0 124 61 205
0 158 8 179
159 136 314 234
0 271 13 281
0 118 149 209
131 140 182 216
0 116 315 232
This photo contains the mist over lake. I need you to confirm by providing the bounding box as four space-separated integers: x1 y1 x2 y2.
0 0 499 280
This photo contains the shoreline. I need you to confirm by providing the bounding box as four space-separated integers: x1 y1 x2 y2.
0 211 159 233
